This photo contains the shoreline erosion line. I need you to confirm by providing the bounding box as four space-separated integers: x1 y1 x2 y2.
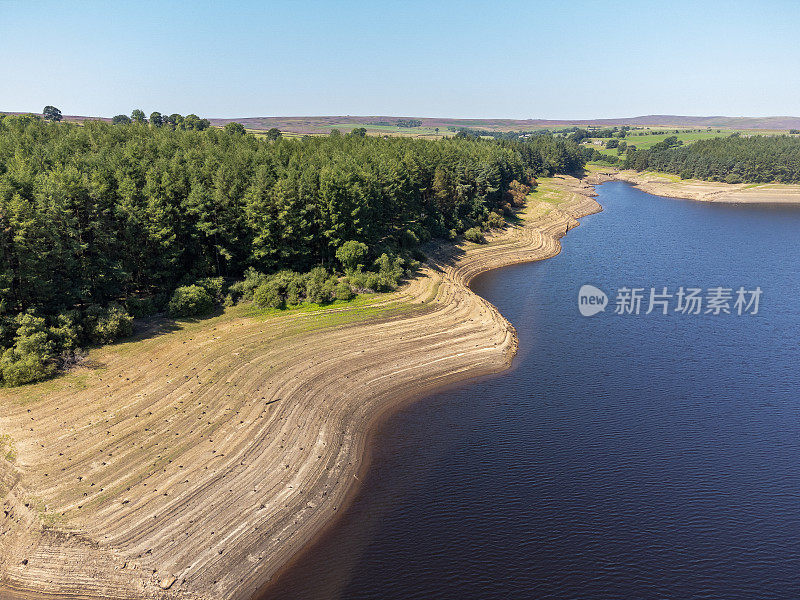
596 168 800 204
0 176 602 600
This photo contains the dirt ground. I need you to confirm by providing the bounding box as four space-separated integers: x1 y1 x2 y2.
608 169 800 203
0 177 600 600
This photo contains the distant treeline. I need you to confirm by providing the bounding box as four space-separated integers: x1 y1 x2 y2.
0 114 586 384
623 134 800 183
372 119 423 128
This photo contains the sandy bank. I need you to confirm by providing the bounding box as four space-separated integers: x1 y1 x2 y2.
600 169 800 203
0 177 600 600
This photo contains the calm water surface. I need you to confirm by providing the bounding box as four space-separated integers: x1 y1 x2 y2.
260 182 800 600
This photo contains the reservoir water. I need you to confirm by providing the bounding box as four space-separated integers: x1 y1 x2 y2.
260 181 800 600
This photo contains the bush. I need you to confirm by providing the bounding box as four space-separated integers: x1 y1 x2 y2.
336 240 369 271
305 267 332 303
169 285 215 317
49 311 82 351
364 273 380 292
487 212 506 229
126 296 157 318
336 281 355 301
86 303 133 344
347 268 367 291
285 277 302 305
0 314 57 386
197 277 227 302
321 277 337 303
228 268 268 303
1 350 56 386
464 227 486 244
253 282 283 308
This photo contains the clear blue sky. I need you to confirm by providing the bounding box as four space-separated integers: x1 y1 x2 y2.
2 0 799 119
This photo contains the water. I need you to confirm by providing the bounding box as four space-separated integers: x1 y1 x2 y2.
259 182 800 600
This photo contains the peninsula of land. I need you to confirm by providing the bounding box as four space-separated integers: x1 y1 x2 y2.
1 177 600 600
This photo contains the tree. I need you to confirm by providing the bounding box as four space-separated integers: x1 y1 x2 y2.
112 114 132 125
150 111 163 127
165 113 183 128
266 127 282 140
224 122 246 135
184 114 209 130
183 114 198 129
336 240 369 271
0 114 590 385
168 285 215 317
350 127 367 137
131 109 147 124
42 106 62 122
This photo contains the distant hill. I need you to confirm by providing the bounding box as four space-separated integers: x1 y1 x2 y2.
205 114 800 134
4 112 800 134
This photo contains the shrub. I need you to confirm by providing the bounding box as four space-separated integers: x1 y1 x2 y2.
197 277 227 302
487 212 506 229
0 314 57 386
364 273 380 292
401 229 420 248
86 303 133 344
725 173 743 184
347 268 367 291
1 350 56 386
253 282 283 308
286 278 302 305
169 285 215 317
49 311 82 351
336 281 355 301
464 227 486 244
321 277 337 303
228 268 268 303
304 267 331 303
126 296 157 318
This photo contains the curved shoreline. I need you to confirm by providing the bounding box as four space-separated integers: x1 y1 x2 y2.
0 176 601 600
254 177 605 599
597 168 800 203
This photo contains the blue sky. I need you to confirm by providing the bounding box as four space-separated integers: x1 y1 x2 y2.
2 0 799 119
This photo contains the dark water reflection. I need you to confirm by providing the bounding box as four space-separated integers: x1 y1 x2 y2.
259 182 800 600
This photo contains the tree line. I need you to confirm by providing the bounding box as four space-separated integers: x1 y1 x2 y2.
0 114 586 385
623 134 800 183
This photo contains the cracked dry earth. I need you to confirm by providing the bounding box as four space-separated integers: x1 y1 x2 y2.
0 177 600 600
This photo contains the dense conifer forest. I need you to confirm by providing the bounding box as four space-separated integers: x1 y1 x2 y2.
623 134 800 183
0 114 585 384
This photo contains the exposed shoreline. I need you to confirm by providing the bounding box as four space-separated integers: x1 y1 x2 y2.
1 177 601 600
595 168 800 203
251 175 604 599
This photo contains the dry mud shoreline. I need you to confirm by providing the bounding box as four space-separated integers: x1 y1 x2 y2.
601 169 800 204
0 176 600 600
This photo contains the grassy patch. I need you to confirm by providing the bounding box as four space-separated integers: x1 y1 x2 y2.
584 130 748 158
530 179 571 204
1 434 17 463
